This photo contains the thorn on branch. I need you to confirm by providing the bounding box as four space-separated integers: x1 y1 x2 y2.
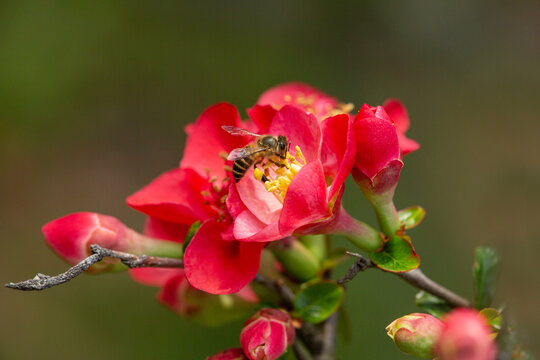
5 244 184 291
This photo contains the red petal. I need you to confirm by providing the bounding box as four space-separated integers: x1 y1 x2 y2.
257 82 338 119
235 174 281 225
383 99 410 133
353 114 400 180
398 133 420 156
320 113 356 200
247 104 277 133
225 182 247 219
127 168 215 224
180 103 247 180
184 220 264 294
268 105 322 163
42 212 128 264
384 99 420 155
279 160 330 235
233 209 283 242
129 268 183 287
144 217 190 242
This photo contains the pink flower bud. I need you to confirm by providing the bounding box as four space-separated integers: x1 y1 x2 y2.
207 348 248 360
42 212 181 273
240 308 295 360
386 313 443 358
436 308 497 360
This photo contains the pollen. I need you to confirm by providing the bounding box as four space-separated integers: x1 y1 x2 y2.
253 145 306 203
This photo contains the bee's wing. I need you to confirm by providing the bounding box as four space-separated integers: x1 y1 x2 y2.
222 125 261 137
227 146 268 161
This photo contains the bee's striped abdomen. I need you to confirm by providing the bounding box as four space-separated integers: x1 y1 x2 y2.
232 157 254 182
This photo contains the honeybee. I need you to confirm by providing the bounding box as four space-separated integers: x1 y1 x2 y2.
222 125 290 183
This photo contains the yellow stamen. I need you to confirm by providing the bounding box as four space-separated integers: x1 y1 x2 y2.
254 145 307 203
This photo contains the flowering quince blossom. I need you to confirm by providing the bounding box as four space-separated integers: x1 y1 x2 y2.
436 308 497 360
182 84 382 294
240 308 295 360
352 100 419 194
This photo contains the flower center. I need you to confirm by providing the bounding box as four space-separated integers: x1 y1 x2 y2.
253 145 306 203
200 175 229 219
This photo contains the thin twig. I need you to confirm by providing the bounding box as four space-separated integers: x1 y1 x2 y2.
398 268 470 308
5 244 184 291
253 274 295 308
316 311 339 360
293 341 314 360
339 251 470 308
337 251 375 285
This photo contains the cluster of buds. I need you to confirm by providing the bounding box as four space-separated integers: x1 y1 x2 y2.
386 309 497 359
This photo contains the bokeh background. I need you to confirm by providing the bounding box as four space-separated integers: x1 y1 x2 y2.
1 1 539 359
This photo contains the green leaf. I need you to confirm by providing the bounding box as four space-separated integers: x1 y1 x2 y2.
473 246 500 309
370 235 420 272
415 291 452 318
182 221 201 252
479 307 503 332
398 206 426 229
294 281 343 324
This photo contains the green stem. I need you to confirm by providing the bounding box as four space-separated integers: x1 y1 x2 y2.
128 231 184 258
372 199 401 236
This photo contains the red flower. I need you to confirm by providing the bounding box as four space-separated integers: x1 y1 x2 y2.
352 101 419 194
240 308 295 360
127 103 266 295
227 104 363 242
183 86 382 293
436 308 497 360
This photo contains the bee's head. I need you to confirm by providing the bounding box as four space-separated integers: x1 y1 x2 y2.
276 135 288 158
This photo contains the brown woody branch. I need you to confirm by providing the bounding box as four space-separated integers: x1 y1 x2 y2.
339 251 470 308
5 244 184 291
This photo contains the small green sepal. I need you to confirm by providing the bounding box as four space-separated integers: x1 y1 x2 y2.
370 235 420 272
293 281 343 324
182 221 201 252
398 206 426 229
479 307 503 333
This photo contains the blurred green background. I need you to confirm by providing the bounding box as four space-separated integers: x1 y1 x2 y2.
1 1 539 359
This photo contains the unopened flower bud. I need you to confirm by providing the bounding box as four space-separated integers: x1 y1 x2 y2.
43 212 182 273
436 308 497 360
386 313 443 358
240 308 295 360
207 348 248 360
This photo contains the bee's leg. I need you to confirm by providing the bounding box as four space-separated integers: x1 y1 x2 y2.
269 159 287 168
253 161 269 183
